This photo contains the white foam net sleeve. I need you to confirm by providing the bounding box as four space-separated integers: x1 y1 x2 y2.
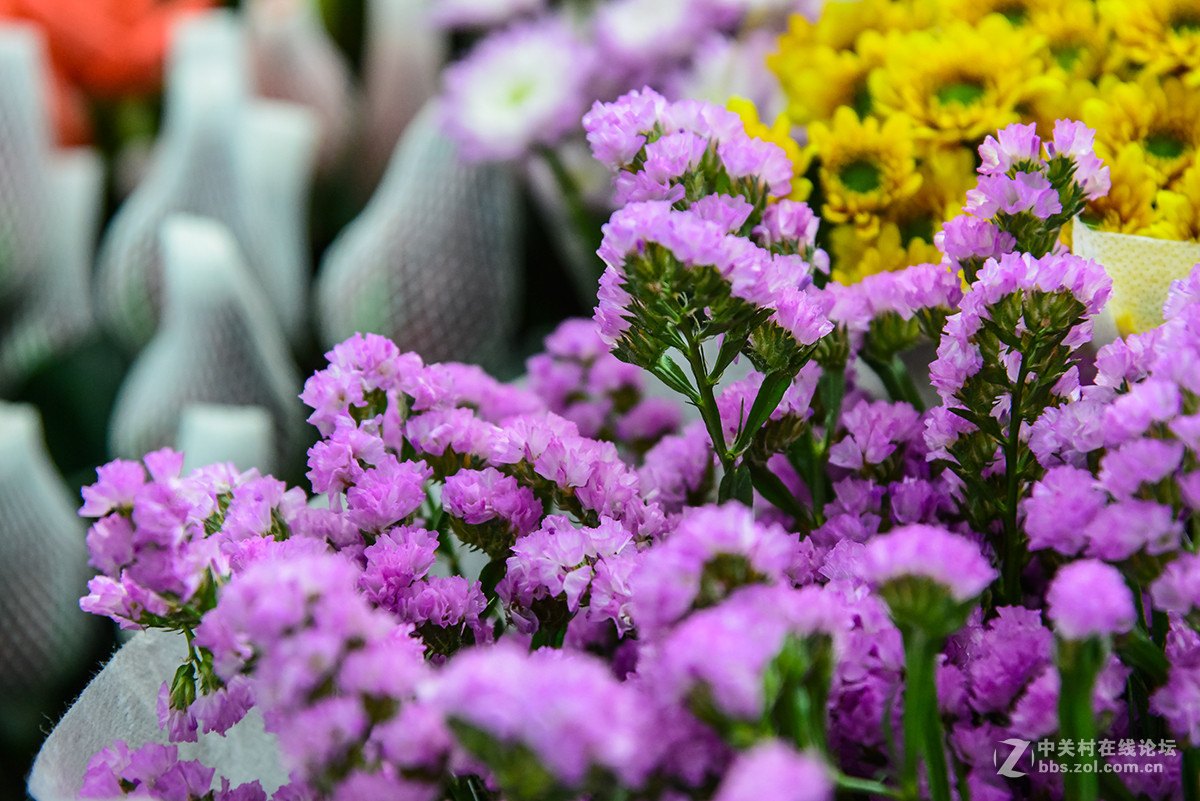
93 12 272 352
0 403 98 696
107 215 305 470
248 0 358 174
357 0 443 191
0 23 52 308
28 630 286 801
241 99 320 346
0 148 103 390
315 101 523 369
177 403 277 476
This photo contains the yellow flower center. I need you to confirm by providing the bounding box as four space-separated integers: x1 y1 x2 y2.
996 3 1028 24
1144 129 1189 160
839 158 884 192
1050 42 1084 71
935 79 987 107
1169 11 1200 32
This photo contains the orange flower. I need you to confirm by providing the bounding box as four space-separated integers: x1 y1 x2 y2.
1 0 213 143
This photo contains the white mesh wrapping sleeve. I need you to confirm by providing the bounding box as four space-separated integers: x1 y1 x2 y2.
177 403 277 476
0 148 103 390
0 403 97 695
242 99 320 346
28 631 286 801
108 215 304 469
358 0 443 190
0 23 52 306
315 102 522 368
93 12 268 352
248 0 357 173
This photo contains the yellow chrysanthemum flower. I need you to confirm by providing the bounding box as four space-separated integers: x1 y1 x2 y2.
1021 76 1100 136
770 39 879 126
1146 163 1200 240
1099 0 1200 86
806 108 923 237
828 222 941 284
1026 0 1111 80
868 16 1055 144
1085 143 1158 234
1082 75 1200 186
728 97 812 202
773 0 939 52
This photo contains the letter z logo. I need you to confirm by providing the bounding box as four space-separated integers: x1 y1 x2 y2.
994 738 1030 778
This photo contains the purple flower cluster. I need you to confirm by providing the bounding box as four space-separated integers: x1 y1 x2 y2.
526 316 681 447
81 741 268 801
937 120 1111 278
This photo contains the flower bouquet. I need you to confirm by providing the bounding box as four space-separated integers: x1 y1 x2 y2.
26 75 1200 801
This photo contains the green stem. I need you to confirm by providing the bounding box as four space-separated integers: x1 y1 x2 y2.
1184 747 1200 801
901 628 952 801
1058 638 1104 801
1000 358 1030 606
835 773 903 799
684 333 733 476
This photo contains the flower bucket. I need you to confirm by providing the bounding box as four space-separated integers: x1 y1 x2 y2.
1072 218 1200 341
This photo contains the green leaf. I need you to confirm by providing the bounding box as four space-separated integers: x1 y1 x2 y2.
718 463 754 506
711 334 749 382
747 461 808 525
651 353 699 402
732 369 794 456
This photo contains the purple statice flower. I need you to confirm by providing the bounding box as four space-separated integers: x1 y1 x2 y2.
964 171 1063 219
754 199 820 252
80 742 214 800
1083 499 1182 562
1163 264 1200 321
1045 120 1110 200
300 335 423 437
1102 378 1182 446
861 525 996 604
978 122 1042 176
79 458 147 517
343 455 432 534
594 266 636 348
691 192 756 234
429 643 660 788
1151 554 1200 615
631 503 805 636
828 399 922 472
583 86 668 169
935 215 1017 267
1150 625 1200 744
1028 394 1108 468
1097 438 1185 498
1008 656 1130 741
640 584 838 720
404 576 489 647
712 739 832 801
616 397 682 444
220 475 307 542
190 675 254 736
964 606 1053 715
443 467 543 537
157 681 199 743
638 421 714 514
401 408 501 466
1094 331 1158 391
306 420 388 497
1045 560 1136 640
441 19 593 162
499 515 636 632
1023 465 1105 555
358 526 439 613
402 361 544 422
